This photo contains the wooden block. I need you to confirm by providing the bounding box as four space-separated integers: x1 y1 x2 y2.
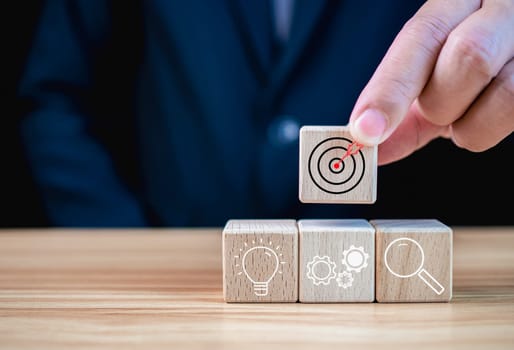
299 126 377 204
298 219 375 303
372 219 453 303
223 219 298 303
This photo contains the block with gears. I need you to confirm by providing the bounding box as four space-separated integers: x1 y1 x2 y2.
372 219 453 303
298 219 375 303
299 126 377 204
223 219 298 303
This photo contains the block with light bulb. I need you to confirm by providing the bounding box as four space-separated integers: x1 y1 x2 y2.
298 219 375 303
223 219 299 302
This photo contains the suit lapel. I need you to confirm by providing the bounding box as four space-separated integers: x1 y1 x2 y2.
227 0 331 96
269 0 330 94
227 0 273 81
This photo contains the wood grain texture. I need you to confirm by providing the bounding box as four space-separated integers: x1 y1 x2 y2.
299 126 377 203
223 220 298 302
299 219 375 302
0 227 513 350
372 219 452 302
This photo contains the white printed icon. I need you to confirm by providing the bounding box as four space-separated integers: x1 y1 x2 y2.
384 237 445 295
342 245 369 273
306 256 337 285
306 246 369 288
234 239 286 296
336 271 354 289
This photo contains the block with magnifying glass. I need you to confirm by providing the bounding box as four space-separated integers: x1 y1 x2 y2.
222 219 298 302
372 219 453 303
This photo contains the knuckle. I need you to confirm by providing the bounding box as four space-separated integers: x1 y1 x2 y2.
388 74 416 102
496 66 514 102
449 33 498 81
452 132 487 152
452 120 499 153
416 99 450 126
403 14 450 53
371 66 419 105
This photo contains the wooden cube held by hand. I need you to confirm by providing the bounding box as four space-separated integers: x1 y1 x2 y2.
299 126 377 204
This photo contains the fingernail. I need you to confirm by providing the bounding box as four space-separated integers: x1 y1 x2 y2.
351 109 387 146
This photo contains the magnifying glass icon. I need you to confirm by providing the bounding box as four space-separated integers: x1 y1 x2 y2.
384 237 445 295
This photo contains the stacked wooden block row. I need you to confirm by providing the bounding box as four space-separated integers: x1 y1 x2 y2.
223 219 452 303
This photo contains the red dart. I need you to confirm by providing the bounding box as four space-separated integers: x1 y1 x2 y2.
334 141 363 169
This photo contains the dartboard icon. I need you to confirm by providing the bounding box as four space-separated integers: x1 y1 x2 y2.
308 137 365 195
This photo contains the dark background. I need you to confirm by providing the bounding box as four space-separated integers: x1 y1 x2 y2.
4 2 48 227
3 2 513 228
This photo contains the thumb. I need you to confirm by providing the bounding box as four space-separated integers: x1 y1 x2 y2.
348 0 478 146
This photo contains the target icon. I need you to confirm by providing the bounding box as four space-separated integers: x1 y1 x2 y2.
308 137 365 195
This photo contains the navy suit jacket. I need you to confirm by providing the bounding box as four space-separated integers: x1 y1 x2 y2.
19 0 425 227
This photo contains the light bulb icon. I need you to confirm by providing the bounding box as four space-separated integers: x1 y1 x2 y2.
235 238 286 297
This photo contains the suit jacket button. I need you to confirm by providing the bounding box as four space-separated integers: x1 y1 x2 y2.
267 116 299 146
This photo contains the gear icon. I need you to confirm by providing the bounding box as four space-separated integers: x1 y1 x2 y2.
306 256 337 285
336 271 354 289
342 245 369 273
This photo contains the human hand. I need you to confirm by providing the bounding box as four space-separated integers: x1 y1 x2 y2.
348 0 514 165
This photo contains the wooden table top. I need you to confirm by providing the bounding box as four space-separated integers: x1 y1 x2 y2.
0 227 513 349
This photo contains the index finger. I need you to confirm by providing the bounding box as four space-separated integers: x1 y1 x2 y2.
348 0 480 146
